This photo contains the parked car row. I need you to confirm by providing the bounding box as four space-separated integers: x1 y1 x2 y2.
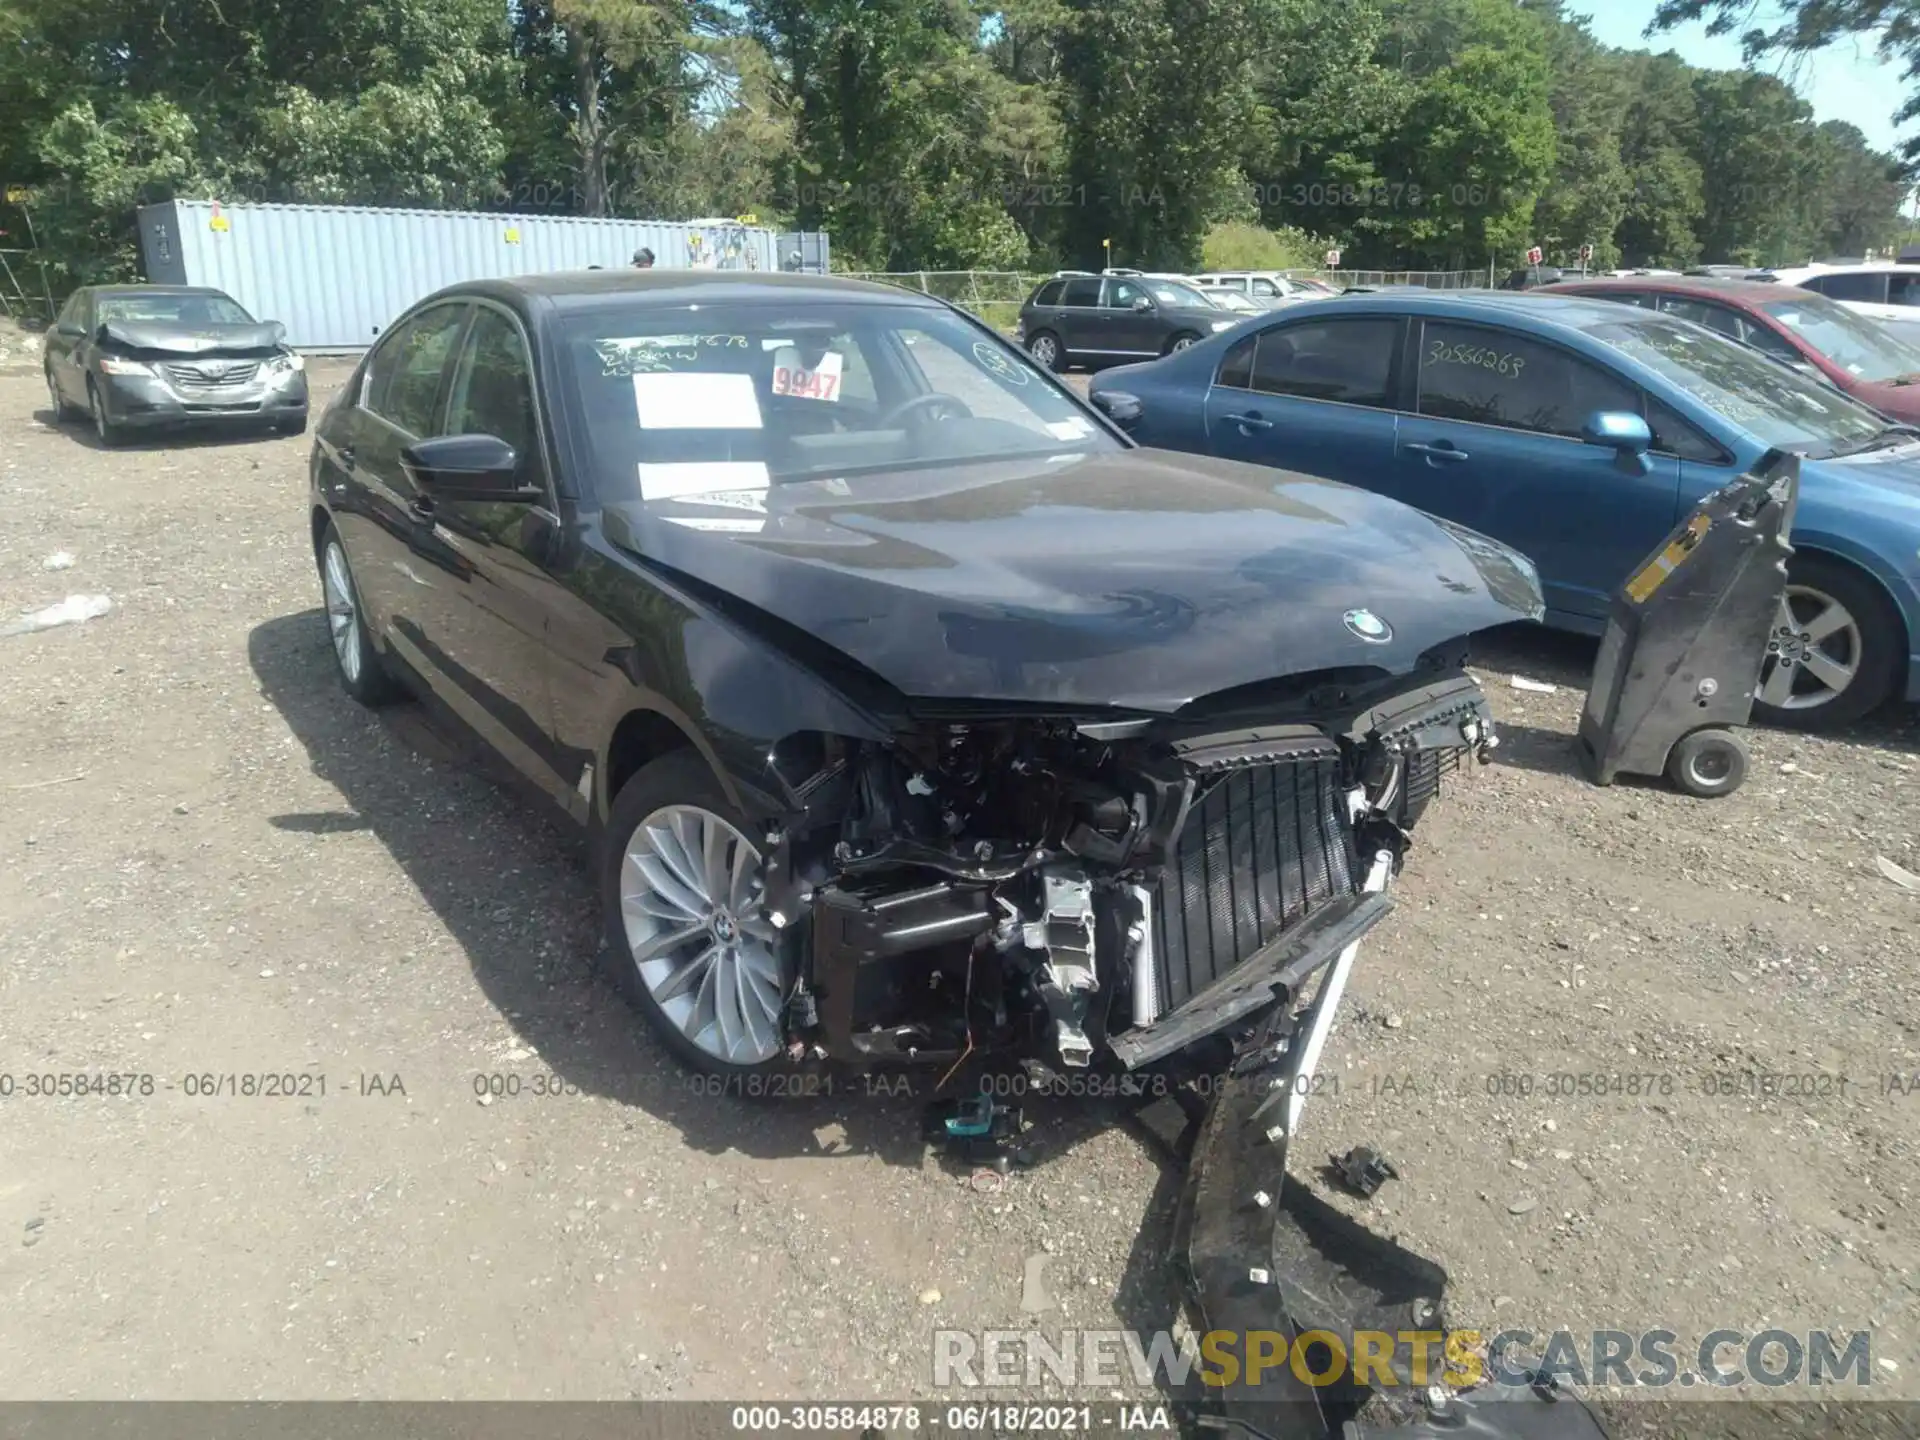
1083 287 1920 732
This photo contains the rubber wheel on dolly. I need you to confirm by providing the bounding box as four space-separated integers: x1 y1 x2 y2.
1666 728 1749 799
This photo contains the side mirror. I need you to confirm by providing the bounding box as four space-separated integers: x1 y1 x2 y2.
1582 410 1653 474
400 434 535 502
1130 296 1153 313
1091 390 1142 429
55 320 85 338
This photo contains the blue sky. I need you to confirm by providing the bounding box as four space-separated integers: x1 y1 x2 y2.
1587 1 1913 156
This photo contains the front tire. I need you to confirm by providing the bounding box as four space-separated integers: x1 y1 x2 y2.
1027 330 1063 372
1752 555 1900 732
600 751 793 1078
1165 331 1201 354
316 522 401 707
87 380 122 447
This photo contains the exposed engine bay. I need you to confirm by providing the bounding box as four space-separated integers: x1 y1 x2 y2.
754 663 1497 1081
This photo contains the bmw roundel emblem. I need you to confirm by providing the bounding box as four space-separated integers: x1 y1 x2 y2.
1344 608 1393 644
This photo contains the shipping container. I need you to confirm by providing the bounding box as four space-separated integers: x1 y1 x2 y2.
135 200 804 349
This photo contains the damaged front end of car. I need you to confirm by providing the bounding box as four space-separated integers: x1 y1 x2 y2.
730 658 1604 1440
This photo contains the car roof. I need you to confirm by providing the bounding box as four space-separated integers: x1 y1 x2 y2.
1539 275 1809 304
84 284 233 296
1285 289 1680 334
1788 262 1906 275
462 269 943 312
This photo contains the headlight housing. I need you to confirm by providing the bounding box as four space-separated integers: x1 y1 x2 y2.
97 356 151 376
268 352 306 373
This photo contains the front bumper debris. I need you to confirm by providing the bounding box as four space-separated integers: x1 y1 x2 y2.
96 361 309 429
1175 869 1609 1440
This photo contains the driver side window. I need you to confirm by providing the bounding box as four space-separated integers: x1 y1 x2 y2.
444 306 540 478
365 303 470 436
1107 279 1148 309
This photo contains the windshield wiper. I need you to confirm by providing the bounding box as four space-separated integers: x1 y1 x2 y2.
1827 424 1920 458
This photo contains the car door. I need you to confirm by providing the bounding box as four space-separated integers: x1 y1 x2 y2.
1390 319 1684 624
1202 315 1403 483
1103 278 1163 357
329 300 474 660
47 291 90 404
1052 276 1104 358
400 300 577 808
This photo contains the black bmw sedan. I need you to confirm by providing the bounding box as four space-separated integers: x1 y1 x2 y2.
45 284 309 445
307 270 1541 1085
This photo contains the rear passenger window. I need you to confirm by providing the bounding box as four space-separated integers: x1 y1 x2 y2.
1252 279 1279 297
1417 323 1637 439
1032 281 1064 307
1810 272 1889 303
1656 297 1743 339
1059 278 1100 307
1216 335 1255 390
1888 274 1920 307
1737 320 1801 362
1249 319 1397 406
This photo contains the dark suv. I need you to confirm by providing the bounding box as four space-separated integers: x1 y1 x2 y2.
1018 273 1238 370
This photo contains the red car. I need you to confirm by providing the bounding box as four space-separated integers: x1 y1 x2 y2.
1538 276 1920 424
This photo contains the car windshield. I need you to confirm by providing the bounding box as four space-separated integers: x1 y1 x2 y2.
1759 295 1920 383
1202 290 1258 312
558 300 1120 502
1146 279 1212 308
96 292 254 325
1590 315 1892 456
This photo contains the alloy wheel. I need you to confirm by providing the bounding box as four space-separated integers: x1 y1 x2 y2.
619 804 785 1065
1170 335 1196 352
1757 584 1861 713
1030 335 1058 367
321 540 363 684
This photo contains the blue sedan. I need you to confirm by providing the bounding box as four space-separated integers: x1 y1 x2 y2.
1086 291 1920 730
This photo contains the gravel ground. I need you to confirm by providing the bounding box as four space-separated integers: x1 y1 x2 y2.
1 360 1917 1416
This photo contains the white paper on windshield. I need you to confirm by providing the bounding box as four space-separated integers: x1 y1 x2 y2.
638 461 771 501
632 372 763 429
664 515 766 534
1047 417 1094 440
771 347 844 402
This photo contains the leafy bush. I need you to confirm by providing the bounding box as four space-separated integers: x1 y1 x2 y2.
1200 221 1333 272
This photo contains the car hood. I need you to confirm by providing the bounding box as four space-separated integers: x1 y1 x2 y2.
1847 377 1920 423
602 448 1544 715
99 320 284 354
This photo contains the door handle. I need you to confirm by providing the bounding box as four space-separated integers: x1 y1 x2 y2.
1224 412 1273 432
336 445 357 473
1405 441 1469 462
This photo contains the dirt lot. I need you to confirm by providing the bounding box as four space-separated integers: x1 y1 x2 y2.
1 359 1917 1414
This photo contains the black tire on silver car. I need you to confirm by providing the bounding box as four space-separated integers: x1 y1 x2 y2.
315 521 401 707
599 751 794 1079
1027 330 1063 372
1752 554 1900 732
87 379 122 448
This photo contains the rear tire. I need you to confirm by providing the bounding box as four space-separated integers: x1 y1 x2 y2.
599 750 794 1079
46 368 79 422
316 522 402 707
1751 554 1901 732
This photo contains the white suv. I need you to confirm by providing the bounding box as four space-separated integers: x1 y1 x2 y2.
1189 271 1320 307
1772 264 1920 344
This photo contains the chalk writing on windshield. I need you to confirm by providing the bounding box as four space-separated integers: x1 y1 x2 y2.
595 334 750 376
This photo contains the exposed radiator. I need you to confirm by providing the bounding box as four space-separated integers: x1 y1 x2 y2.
1152 756 1357 1015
